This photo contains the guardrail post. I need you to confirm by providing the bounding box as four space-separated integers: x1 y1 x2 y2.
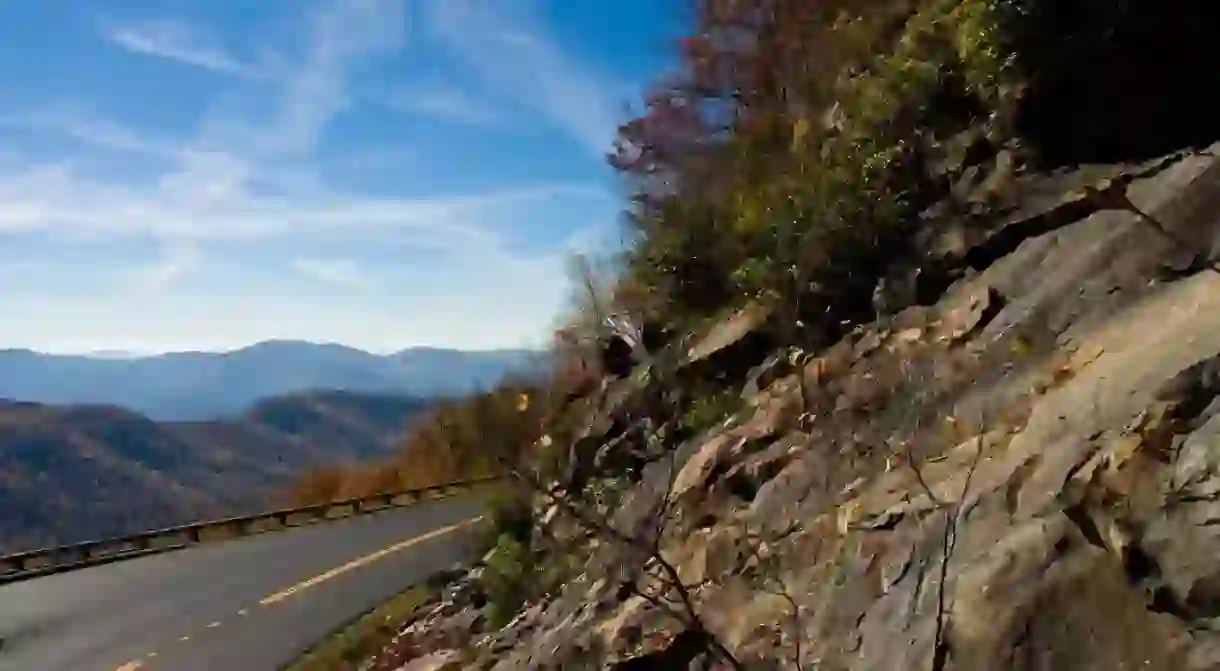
0 476 506 584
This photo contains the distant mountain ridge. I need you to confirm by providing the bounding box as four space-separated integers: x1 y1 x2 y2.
0 341 539 420
0 389 432 552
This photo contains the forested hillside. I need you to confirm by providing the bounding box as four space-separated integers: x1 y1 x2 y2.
0 390 429 552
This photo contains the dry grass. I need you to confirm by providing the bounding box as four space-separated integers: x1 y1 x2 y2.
283 585 431 671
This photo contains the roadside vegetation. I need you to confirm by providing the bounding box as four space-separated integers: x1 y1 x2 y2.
286 0 1220 665
284 584 431 671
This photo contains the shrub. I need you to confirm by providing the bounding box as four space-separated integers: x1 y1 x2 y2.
284 466 347 506
608 0 1022 342
480 531 535 628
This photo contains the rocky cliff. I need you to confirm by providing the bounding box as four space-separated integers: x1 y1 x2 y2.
359 138 1220 670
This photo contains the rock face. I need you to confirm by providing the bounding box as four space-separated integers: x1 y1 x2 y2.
364 146 1220 669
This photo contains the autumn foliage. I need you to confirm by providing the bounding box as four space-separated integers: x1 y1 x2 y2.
285 347 601 505
612 0 1028 342
286 0 1215 508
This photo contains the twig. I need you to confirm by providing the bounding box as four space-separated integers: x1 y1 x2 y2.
495 456 746 671
929 408 989 671
741 525 807 670
896 360 948 511
902 447 947 510
649 441 683 554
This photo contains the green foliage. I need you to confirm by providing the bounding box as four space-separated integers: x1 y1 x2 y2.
680 389 739 438
475 479 548 628
605 0 1028 342
481 531 535 628
285 585 429 671
586 473 632 514
484 482 534 546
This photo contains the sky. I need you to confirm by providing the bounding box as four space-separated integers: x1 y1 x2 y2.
0 0 687 355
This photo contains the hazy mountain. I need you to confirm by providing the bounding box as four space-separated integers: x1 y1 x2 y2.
0 390 431 552
0 341 538 420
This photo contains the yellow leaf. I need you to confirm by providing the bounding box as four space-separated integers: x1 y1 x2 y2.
1010 335 1032 356
791 117 811 151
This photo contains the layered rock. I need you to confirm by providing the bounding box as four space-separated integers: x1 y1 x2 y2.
367 143 1220 670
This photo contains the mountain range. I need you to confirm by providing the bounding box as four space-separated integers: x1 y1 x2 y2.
0 341 539 421
0 390 433 552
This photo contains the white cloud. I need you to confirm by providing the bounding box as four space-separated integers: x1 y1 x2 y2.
256 0 409 157
330 147 416 172
291 258 373 290
0 0 616 353
0 285 560 354
129 243 202 294
384 85 499 127
97 1 410 161
424 0 622 156
0 105 182 160
0 150 600 245
99 18 260 79
0 0 565 247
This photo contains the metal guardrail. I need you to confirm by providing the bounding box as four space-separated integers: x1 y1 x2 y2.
0 475 503 585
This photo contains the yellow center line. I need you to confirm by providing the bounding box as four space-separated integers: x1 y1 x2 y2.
259 516 484 607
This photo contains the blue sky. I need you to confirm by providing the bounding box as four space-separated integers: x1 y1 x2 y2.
0 0 685 354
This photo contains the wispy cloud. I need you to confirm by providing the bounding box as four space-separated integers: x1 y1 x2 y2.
291 258 373 290
0 145 600 245
129 243 202 294
257 0 408 157
0 105 182 160
384 85 499 127
99 18 260 79
98 1 410 161
424 0 622 156
330 147 416 172
0 0 622 352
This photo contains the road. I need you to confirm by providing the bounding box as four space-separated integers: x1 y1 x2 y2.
0 496 486 671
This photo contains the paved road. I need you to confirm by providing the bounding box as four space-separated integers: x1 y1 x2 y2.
0 496 486 671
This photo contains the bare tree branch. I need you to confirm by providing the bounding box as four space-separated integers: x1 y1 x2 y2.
741 524 807 670
930 406 989 671
649 439 683 554
494 454 746 671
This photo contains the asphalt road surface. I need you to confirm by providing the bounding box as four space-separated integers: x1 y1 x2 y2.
0 495 486 671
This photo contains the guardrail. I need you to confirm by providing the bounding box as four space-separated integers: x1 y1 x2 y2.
0 475 504 585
